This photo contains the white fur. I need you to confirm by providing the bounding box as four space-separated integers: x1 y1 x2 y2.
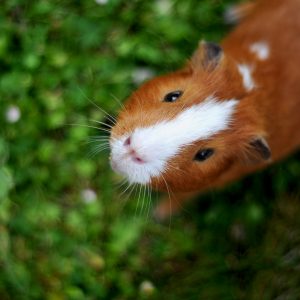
110 96 238 184
250 42 270 60
238 64 255 91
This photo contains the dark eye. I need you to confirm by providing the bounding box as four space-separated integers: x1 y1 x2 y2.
163 90 183 102
194 148 214 162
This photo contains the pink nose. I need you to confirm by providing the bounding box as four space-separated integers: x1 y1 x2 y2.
123 136 145 164
124 136 131 146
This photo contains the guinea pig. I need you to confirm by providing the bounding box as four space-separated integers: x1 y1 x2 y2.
109 0 300 217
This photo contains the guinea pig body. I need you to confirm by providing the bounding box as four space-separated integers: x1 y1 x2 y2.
110 0 300 214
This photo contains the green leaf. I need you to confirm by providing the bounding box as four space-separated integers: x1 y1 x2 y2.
0 167 13 199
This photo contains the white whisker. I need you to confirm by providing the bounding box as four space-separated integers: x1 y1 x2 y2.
141 184 147 216
161 174 172 230
68 123 113 134
110 93 125 110
84 140 110 145
146 184 152 220
87 136 110 140
118 181 132 197
89 135 117 142
126 183 136 201
66 123 102 131
89 119 113 129
135 184 142 217
87 145 110 157
116 178 128 190
77 87 117 125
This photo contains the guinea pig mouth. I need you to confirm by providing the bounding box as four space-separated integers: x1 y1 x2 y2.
109 155 156 185
109 135 164 185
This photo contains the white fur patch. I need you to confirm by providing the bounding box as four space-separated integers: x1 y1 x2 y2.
110 96 238 184
250 42 270 60
238 64 255 92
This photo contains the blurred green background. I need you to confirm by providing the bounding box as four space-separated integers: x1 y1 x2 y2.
1 0 300 299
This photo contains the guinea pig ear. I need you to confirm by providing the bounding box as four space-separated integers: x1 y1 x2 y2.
242 136 271 164
190 40 223 71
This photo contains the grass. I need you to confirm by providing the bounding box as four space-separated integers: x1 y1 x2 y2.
1 0 300 299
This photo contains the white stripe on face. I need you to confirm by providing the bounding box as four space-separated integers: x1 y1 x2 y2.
110 96 238 184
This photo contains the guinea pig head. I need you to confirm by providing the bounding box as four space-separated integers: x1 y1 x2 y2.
110 41 271 192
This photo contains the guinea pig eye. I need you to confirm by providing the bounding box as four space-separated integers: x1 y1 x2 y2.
163 90 183 102
194 148 214 162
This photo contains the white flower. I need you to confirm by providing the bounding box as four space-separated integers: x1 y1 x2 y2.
155 0 172 15
6 105 21 123
132 67 155 85
95 0 108 5
81 188 97 203
139 280 155 296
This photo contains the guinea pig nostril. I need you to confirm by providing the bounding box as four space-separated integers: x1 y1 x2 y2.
124 136 131 146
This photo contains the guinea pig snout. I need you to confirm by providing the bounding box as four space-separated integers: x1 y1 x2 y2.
123 136 145 164
110 130 165 184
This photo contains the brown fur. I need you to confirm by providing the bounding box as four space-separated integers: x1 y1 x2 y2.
111 0 300 215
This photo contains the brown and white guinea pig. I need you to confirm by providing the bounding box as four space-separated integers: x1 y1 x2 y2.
109 0 300 217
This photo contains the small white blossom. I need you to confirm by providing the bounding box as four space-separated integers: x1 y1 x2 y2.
155 0 172 15
139 280 155 296
81 188 97 203
6 105 21 123
132 67 155 85
230 223 246 242
95 0 108 5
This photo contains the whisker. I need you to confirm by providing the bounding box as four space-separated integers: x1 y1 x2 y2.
161 174 172 230
165 164 187 176
87 145 110 158
116 178 128 191
110 93 125 110
145 184 149 219
117 184 132 213
87 136 110 140
85 137 110 142
119 180 133 198
132 184 139 216
89 119 114 129
135 184 143 217
140 184 147 216
88 135 117 142
126 183 136 202
84 140 110 145
119 183 132 197
93 144 110 151
77 87 117 125
87 148 110 158
117 182 137 214
67 123 113 135
94 144 110 150
144 184 150 218
66 123 102 131
89 142 110 148
146 184 152 220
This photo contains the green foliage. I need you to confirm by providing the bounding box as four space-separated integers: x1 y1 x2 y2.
1 0 300 299
250 197 300 299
